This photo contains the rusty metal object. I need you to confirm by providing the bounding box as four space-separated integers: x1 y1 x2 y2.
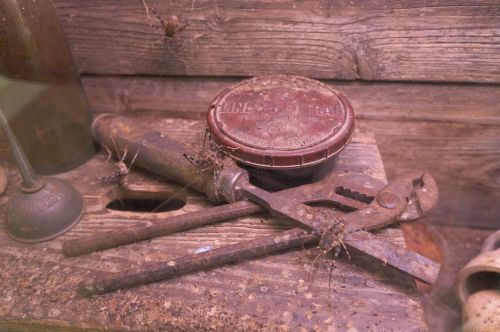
80 229 439 297
78 228 317 296
0 166 7 195
83 113 441 295
0 109 84 242
81 227 440 296
239 171 438 254
62 200 262 257
207 75 354 170
85 69 444 296
62 171 426 257
77 171 440 296
206 76 355 190
345 230 440 285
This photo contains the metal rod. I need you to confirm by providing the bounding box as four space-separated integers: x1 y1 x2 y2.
62 173 369 256
0 108 42 191
78 228 317 296
78 227 440 296
62 200 262 257
345 231 440 285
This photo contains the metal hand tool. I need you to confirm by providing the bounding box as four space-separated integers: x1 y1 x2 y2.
62 171 366 256
73 115 439 295
63 168 432 261
78 170 439 296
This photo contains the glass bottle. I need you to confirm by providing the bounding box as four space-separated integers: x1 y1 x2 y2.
0 0 96 174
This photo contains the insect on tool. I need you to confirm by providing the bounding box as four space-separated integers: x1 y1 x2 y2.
62 76 440 295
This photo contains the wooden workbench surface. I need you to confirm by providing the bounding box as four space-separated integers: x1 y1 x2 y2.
0 115 426 331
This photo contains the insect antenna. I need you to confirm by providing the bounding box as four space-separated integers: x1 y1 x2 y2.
110 135 122 161
150 181 195 213
120 145 128 162
103 145 113 164
128 149 140 172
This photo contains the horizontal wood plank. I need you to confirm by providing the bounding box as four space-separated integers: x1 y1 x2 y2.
0 119 429 331
54 0 500 83
82 76 500 228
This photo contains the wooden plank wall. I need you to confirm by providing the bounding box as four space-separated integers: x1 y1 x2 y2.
55 0 500 82
53 0 500 228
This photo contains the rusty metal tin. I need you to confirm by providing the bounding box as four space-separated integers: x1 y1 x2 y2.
207 76 354 174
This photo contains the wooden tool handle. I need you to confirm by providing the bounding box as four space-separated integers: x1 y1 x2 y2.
92 114 212 194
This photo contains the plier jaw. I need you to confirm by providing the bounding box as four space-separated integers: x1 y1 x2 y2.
318 171 439 253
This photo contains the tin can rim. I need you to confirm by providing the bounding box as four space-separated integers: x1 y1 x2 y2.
207 75 355 170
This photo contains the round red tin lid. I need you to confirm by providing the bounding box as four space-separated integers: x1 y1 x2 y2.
207 75 355 169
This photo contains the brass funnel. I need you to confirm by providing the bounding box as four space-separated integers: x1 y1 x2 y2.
0 109 84 242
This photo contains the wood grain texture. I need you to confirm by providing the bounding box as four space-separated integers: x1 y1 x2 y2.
82 76 500 228
53 0 500 83
0 117 427 331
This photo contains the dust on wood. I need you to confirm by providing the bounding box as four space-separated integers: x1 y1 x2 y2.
81 76 500 230
0 116 427 331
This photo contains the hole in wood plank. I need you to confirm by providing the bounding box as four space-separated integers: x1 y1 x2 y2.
105 189 186 213
106 198 185 212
